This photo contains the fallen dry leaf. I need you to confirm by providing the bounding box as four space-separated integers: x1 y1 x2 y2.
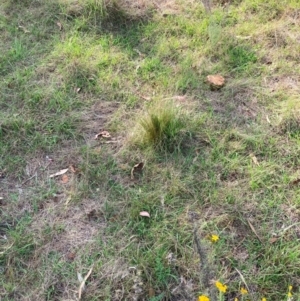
78 265 94 300
18 25 30 33
61 174 69 184
56 22 62 31
66 252 76 261
49 168 68 178
94 130 111 139
249 153 259 166
207 74 225 90
149 287 155 297
140 211 150 218
173 95 187 101
69 164 79 173
269 237 278 244
76 87 81 93
141 95 151 101
131 162 144 179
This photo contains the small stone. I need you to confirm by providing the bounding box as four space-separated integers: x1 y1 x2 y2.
207 74 225 90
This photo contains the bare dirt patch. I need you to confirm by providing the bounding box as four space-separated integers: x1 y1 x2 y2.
266 75 300 93
205 87 259 126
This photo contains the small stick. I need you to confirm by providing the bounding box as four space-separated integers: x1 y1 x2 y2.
19 162 51 187
235 267 250 292
247 218 262 243
78 264 94 300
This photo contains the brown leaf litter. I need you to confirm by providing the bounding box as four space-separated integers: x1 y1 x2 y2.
130 162 144 180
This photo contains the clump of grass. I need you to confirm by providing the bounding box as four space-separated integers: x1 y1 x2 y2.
279 113 300 138
81 0 155 22
132 100 188 152
278 97 300 138
227 44 257 72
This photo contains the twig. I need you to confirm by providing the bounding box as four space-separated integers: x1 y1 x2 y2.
247 218 262 243
78 264 94 300
280 222 300 234
20 173 37 186
235 268 250 292
193 228 210 288
19 162 51 187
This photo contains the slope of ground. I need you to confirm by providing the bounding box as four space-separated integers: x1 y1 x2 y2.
1 0 300 300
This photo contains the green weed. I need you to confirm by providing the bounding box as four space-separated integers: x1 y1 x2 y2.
227 44 257 72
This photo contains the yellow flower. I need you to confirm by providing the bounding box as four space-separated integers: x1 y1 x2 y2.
262 298 267 301
215 281 227 293
234 298 238 301
287 285 292 297
210 234 219 242
240 287 248 295
198 295 210 301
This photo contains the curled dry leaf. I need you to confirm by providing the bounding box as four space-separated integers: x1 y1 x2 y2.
207 74 225 90
69 164 79 173
61 174 69 184
56 22 62 31
139 211 150 218
94 131 111 139
249 153 259 166
269 237 278 244
49 168 68 178
131 162 144 179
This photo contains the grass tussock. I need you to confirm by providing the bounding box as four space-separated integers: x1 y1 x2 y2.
130 100 190 152
62 0 158 22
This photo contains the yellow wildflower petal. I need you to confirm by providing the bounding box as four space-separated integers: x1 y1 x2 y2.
240 287 248 295
210 234 219 242
262 298 267 301
215 281 227 293
234 298 238 301
287 292 292 298
198 295 210 301
288 285 292 291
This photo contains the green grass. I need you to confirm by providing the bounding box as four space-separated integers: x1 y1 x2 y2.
1 0 300 300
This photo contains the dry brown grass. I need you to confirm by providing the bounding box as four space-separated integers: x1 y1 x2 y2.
108 0 181 16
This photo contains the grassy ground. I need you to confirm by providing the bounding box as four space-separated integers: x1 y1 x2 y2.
1 0 300 300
